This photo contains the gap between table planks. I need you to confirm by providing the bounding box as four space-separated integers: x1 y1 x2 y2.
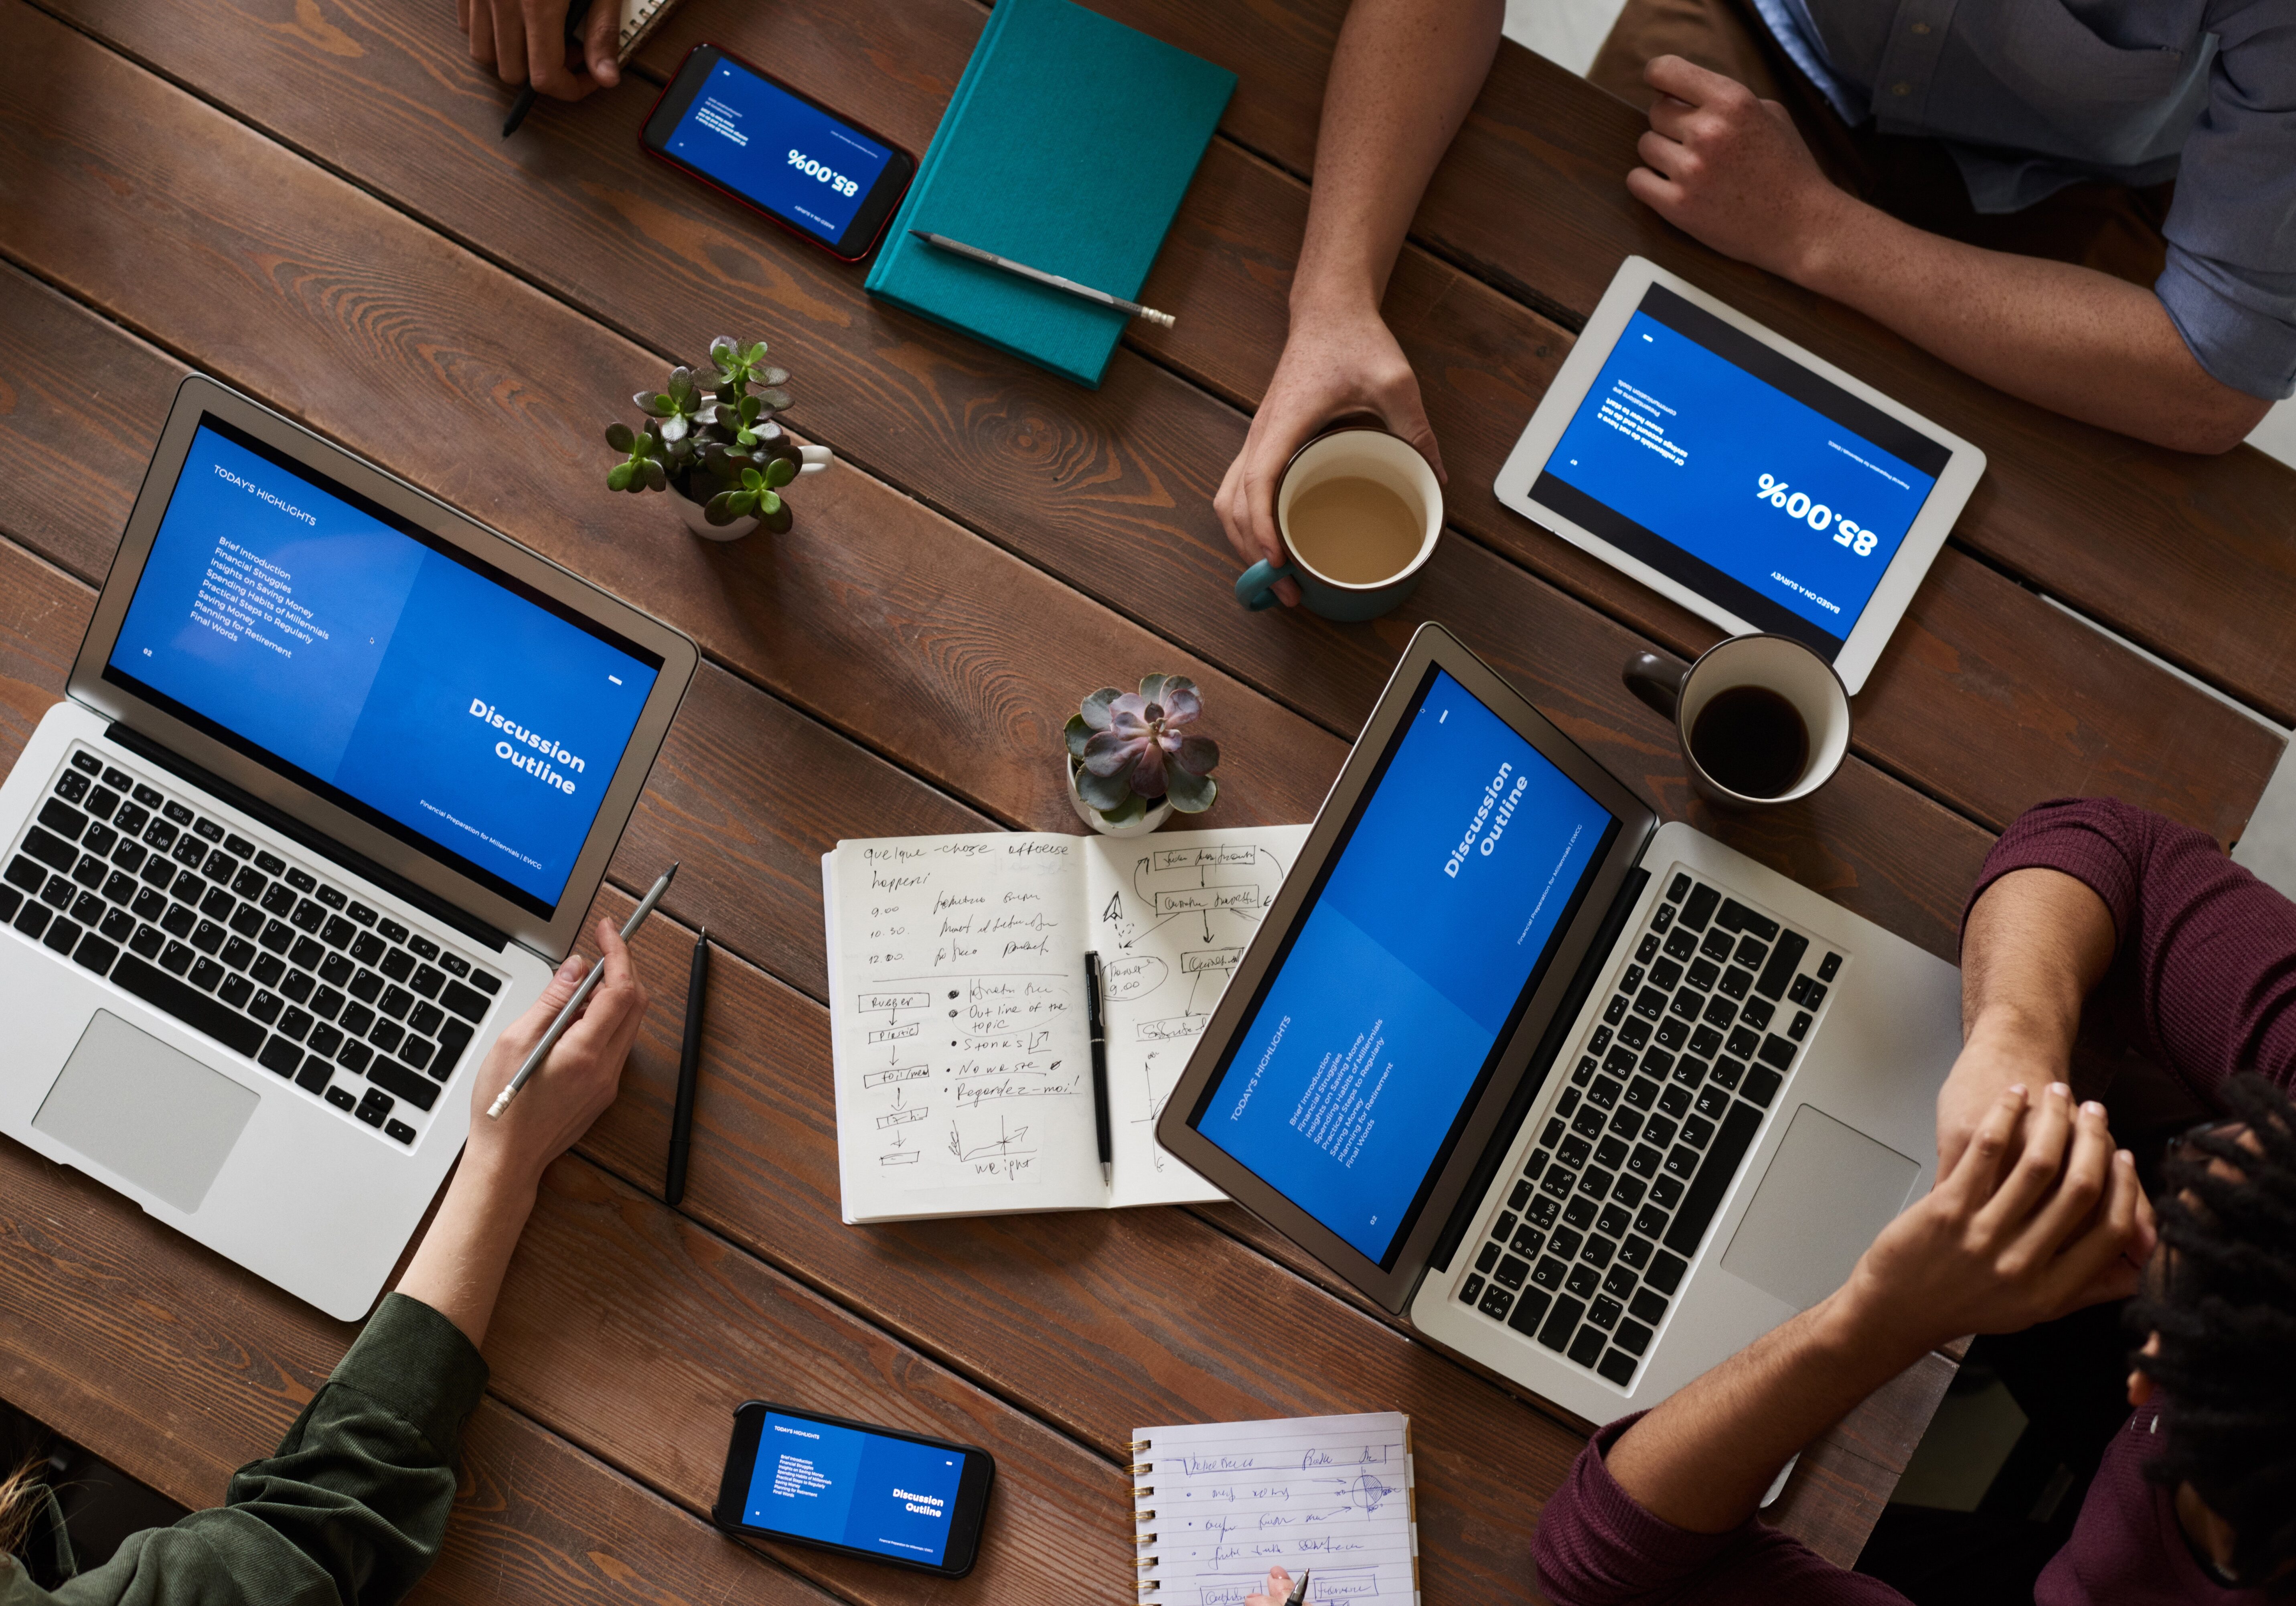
36 0 2274 848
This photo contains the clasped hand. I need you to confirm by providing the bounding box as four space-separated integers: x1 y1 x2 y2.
1837 1081 2152 1357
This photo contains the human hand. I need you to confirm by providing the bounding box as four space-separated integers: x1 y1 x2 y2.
464 917 650 1191
1935 1011 2067 1176
1835 1083 2150 1357
1623 55 1856 282
1244 1564 1295 1606
457 0 621 101
1215 302 1441 608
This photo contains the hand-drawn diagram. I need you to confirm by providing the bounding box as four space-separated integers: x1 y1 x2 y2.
1200 1570 1379 1605
1094 839 1295 1178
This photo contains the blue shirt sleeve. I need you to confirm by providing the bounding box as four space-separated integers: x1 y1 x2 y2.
2157 1 2296 400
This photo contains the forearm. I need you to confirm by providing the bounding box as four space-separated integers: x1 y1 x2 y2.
1792 200 2267 454
1292 0 1501 316
395 1155 539 1351
1602 1294 1920 1533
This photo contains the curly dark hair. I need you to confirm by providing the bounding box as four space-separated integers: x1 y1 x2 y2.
2126 1073 2296 1588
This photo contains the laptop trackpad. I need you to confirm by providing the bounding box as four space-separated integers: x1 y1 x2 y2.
1720 1104 1920 1313
34 1011 259 1213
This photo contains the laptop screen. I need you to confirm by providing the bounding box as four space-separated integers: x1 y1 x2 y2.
1186 667 1620 1265
102 416 664 916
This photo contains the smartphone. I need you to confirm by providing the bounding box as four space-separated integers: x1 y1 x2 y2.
711 1401 995 1576
641 44 917 264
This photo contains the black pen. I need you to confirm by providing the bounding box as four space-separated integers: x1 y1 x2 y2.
1085 951 1111 1188
501 0 596 138
1285 1570 1311 1605
666 927 709 1207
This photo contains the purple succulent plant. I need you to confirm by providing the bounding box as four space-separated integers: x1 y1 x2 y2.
1065 674 1220 823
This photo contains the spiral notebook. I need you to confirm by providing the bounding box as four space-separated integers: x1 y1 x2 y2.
1131 1413 1420 1604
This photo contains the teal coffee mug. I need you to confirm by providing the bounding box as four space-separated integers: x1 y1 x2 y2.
1234 426 1443 620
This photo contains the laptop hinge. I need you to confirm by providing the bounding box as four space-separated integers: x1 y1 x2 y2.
102 722 512 953
1425 861 1652 1275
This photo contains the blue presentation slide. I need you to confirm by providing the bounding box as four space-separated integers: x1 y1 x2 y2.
109 422 659 910
668 59 892 242
1547 307 1939 641
1202 672 1615 1263
744 1414 964 1564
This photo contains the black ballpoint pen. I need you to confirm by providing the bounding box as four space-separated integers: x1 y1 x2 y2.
666 927 709 1207
501 0 596 138
1085 951 1112 1188
1285 1569 1311 1604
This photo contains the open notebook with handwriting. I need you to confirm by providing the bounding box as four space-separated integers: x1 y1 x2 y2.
1132 1412 1420 1604
822 825 1307 1222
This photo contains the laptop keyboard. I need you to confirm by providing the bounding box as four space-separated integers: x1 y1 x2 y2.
2 746 503 1149
1454 870 1844 1389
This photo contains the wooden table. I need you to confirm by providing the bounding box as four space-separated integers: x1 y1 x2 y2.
1 0 2290 1598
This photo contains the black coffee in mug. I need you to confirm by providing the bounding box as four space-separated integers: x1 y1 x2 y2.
1689 685 1809 799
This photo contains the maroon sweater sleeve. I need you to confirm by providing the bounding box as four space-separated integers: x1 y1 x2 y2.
1966 797 2296 1108
1531 1417 1911 1606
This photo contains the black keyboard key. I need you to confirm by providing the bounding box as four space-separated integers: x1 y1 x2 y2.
1527 1194 1558 1229
281 970 314 1004
322 916 357 950
1718 965 1753 1001
407 934 440 961
116 801 151 832
72 853 107 891
470 969 500 996
346 901 377 928
310 986 344 1021
1715 898 1776 940
22 826 78 875
1646 1251 1687 1297
370 1020 405 1054
337 1038 373 1074
351 932 387 965
1787 974 1811 1006
348 967 382 1003
1624 1077 1658 1110
1755 930 1808 1000
170 837 206 869
106 951 266 1056
258 919 294 954
1700 927 1735 963
354 1087 393 1127
440 978 490 1022
253 850 286 875
1550 1225 1583 1261
1680 885 1719 929
68 752 101 777
1571 1104 1605 1141
15 901 51 939
340 1001 377 1039
203 850 237 882
158 939 193 974
73 932 118 974
1475 1241 1500 1274
1651 902 1672 933
1495 1209 1522 1243
1459 1273 1486 1305
260 882 296 916
191 817 223 844
1710 1055 1745 1091
1653 957 1686 990
1666 872 1691 901
1743 1066 1783 1107
1596 1348 1639 1387
1615 1317 1654 1356
223 831 255 857
1630 1287 1671 1327
188 955 226 991
315 884 347 910
377 917 409 942
289 899 325 934
276 1007 314 1042
1618 1231 1655 1270
103 870 138 905
1694 1083 1732 1120
1558 1134 1591 1168
1632 986 1668 1021
295 1056 334 1095
1735 935 1768 969
318 952 354 987
1741 996 1774 1031
1508 1180 1534 1212
1563 1194 1596 1229
1757 1034 1796 1071
1662 925 1697 962
1522 1149 1550 1183
1506 1287 1552 1338
290 936 325 971
367 1061 438 1112
1803 981 1827 1010
1703 993 1738 1032
5 855 45 894
1643 1114 1678 1148
324 1085 357 1111
1537 1295 1586 1352
70 890 104 925
1565 1263 1600 1298
127 922 162 958
1494 1254 1529 1291
38 799 88 842
1510 1224 1547 1260
232 866 267 899
1661 1099 1763 1259
1682 1114 1716 1148
139 857 174 889
1602 1263 1636 1300
218 973 254 1010
1611 1174 1645 1209
1577 1166 1613 1201
439 951 469 977
379 948 415 982
1652 1016 1686 1051
127 886 165 923
307 1022 345 1058
1664 1144 1700 1179
285 868 316 892
86 787 121 821
1567 1323 1607 1367
99 907 136 943
383 1119 416 1145
1626 1144 1662 1178
1617 1016 1650 1050
1477 1284 1515 1320
1607 1107 1643 1141
1589 1294 1622 1331
1602 994 1627 1027
1818 951 1841 982
190 920 225 956
1784 1012 1810 1044
1727 1025 1760 1060
1667 990 1700 1022
142 818 178 852
1652 1174 1684 1209
1581 1234 1616 1270
1530 1255 1568 1290
40 874 71 911
251 954 286 987
1621 964 1646 994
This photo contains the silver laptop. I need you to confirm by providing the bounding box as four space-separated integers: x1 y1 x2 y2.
1155 625 1959 1423
0 376 696 1320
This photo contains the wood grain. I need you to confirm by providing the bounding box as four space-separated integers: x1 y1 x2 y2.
1075 0 2296 726
0 8 1993 966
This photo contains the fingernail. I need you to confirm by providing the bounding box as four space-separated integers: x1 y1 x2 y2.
2008 1083 2026 1096
2050 1082 2071 1097
2084 1100 2107 1116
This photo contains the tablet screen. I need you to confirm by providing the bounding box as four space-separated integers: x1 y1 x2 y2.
1186 668 1619 1265
1534 284 1953 659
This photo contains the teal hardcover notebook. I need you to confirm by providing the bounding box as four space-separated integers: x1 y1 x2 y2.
863 0 1236 388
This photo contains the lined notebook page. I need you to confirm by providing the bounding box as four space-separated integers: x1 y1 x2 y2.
1133 1413 1418 1604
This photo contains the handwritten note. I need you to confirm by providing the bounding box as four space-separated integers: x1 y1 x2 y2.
1134 1413 1418 1606
830 835 1100 1207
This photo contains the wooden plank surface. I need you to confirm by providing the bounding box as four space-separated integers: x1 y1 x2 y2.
1080 0 2296 726
47 0 2274 849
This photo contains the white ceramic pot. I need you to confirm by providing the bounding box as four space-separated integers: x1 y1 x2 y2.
1068 758 1172 837
672 443 836 543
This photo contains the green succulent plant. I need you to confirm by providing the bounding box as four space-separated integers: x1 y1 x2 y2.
1064 675 1219 825
604 337 803 531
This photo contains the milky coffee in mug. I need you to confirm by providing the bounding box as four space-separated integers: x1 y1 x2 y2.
1233 425 1442 621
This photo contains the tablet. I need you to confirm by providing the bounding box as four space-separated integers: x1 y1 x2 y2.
1493 258 1984 694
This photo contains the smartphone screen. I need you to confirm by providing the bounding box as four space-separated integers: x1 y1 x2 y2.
643 47 916 262
713 1402 994 1576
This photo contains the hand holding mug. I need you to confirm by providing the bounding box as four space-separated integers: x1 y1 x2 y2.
1234 425 1443 622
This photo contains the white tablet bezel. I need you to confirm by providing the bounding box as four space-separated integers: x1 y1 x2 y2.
1492 256 1984 695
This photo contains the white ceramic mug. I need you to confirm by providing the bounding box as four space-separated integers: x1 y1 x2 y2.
1234 425 1442 620
1624 635 1851 808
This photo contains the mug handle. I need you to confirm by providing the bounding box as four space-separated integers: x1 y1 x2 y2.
1623 651 1689 722
795 442 835 475
1235 560 1297 611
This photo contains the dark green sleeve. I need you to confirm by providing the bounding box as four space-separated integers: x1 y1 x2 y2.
31 1293 488 1606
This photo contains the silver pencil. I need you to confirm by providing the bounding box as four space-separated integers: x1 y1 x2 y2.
486 862 679 1119
910 230 1176 328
